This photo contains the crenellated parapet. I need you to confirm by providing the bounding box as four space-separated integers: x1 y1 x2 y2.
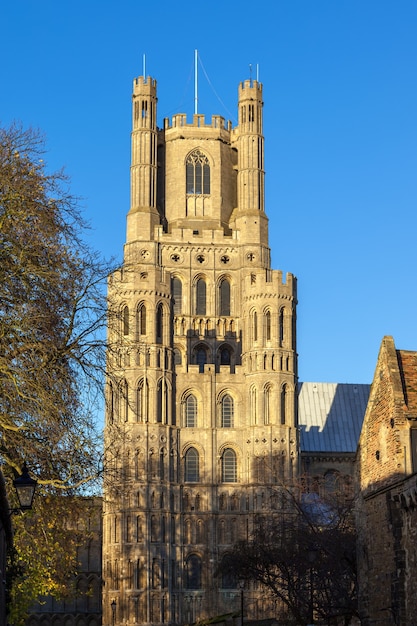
243 269 297 298
133 75 157 91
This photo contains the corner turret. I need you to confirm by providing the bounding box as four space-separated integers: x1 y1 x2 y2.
127 76 160 243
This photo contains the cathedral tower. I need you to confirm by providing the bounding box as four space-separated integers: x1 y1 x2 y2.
103 73 298 626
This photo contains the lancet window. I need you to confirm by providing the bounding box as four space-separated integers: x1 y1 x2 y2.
221 394 234 427
172 277 182 315
184 394 197 427
184 448 199 482
221 448 237 483
195 278 206 315
219 278 231 316
137 302 146 336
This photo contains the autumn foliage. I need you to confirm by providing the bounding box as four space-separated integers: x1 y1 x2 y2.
0 124 113 622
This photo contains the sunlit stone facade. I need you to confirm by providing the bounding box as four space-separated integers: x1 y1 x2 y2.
103 74 298 626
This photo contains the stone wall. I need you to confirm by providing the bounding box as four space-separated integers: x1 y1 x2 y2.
356 336 417 625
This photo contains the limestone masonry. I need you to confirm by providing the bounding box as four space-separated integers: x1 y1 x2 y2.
103 74 298 625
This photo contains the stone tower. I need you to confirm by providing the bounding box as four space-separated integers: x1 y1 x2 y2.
103 73 298 626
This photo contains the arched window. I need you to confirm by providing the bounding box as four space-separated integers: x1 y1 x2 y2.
120 379 129 422
156 303 164 343
219 345 231 366
196 278 206 315
123 306 129 336
250 385 257 424
185 395 197 427
324 470 340 494
219 278 231 316
253 310 258 342
265 309 271 341
186 150 210 195
174 348 182 366
279 308 284 346
195 345 207 373
196 518 204 542
137 303 146 336
280 384 287 425
108 382 115 424
136 379 149 422
264 384 272 425
157 379 169 424
222 448 237 482
185 554 202 589
221 394 234 427
172 277 182 315
221 554 238 589
185 448 199 482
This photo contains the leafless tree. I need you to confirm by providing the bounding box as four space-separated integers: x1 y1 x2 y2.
0 123 117 622
219 477 358 626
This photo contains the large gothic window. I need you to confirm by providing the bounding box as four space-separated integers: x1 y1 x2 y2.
186 150 210 195
222 448 237 482
219 278 231 316
185 448 199 482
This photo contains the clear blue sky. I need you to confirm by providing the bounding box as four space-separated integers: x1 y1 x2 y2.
2 1 416 384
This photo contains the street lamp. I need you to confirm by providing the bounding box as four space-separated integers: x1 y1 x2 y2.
13 462 37 512
238 580 245 626
307 546 318 625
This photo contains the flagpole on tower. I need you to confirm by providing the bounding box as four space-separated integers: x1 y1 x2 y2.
194 49 198 115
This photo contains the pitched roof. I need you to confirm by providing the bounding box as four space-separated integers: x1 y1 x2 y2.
298 382 370 453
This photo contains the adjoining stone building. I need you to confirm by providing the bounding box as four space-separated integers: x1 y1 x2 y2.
299 382 370 483
298 380 371 534
356 336 417 626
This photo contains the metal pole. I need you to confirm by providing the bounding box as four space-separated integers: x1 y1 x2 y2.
309 566 314 625
194 49 198 115
241 587 244 626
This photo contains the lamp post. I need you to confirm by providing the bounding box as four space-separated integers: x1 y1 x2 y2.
238 580 245 626
12 462 37 512
307 546 318 626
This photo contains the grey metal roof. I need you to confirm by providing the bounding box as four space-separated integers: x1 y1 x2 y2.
298 382 370 453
